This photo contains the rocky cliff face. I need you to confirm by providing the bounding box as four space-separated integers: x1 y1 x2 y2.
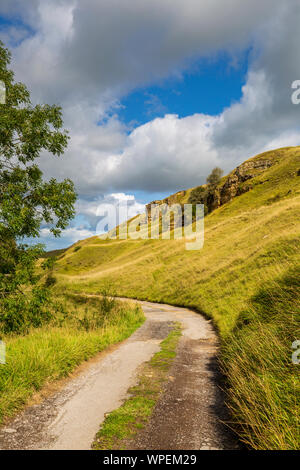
146 190 186 221
207 157 274 212
146 152 278 219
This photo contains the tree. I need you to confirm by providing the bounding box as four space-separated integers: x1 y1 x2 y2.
0 42 76 240
0 42 76 333
206 167 223 187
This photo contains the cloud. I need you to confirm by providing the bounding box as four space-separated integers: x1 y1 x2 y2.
6 0 277 104
213 3 300 150
107 114 220 191
2 0 300 249
76 192 145 229
35 192 145 249
144 94 167 117
39 226 94 250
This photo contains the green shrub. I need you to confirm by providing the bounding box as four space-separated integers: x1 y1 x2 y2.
0 285 53 335
188 185 206 204
98 284 117 319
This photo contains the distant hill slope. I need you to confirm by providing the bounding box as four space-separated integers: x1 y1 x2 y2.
146 145 298 214
53 146 300 449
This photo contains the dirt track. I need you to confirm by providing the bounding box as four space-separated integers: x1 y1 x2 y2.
0 301 239 450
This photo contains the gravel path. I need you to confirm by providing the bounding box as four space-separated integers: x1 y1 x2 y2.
0 301 239 450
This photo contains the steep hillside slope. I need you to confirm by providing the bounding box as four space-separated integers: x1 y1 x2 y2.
146 146 290 214
53 146 300 449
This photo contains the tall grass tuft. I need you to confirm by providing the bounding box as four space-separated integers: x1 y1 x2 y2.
221 266 300 449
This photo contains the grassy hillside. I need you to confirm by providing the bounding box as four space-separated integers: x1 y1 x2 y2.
53 146 300 449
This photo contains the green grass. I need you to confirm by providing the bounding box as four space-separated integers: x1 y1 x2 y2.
0 296 145 424
93 324 181 450
54 146 300 449
221 266 300 449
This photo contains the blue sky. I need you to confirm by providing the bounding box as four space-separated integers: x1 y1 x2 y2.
117 52 248 127
1 1 299 250
0 15 34 46
108 51 249 205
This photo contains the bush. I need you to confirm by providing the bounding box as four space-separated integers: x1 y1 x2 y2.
94 283 116 317
188 186 209 215
0 245 60 335
64 288 118 332
188 185 206 204
0 285 53 335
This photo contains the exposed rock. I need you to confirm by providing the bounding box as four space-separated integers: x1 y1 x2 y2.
145 156 276 220
164 190 186 206
146 200 163 221
146 191 186 221
207 158 274 212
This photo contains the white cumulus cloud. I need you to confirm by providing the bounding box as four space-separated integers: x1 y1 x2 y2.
1 0 300 249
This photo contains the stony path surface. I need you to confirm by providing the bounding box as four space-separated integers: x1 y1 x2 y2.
0 301 239 450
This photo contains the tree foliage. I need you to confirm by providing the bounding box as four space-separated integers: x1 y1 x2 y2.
206 167 223 187
188 185 206 205
0 42 76 333
0 42 76 240
188 167 224 216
